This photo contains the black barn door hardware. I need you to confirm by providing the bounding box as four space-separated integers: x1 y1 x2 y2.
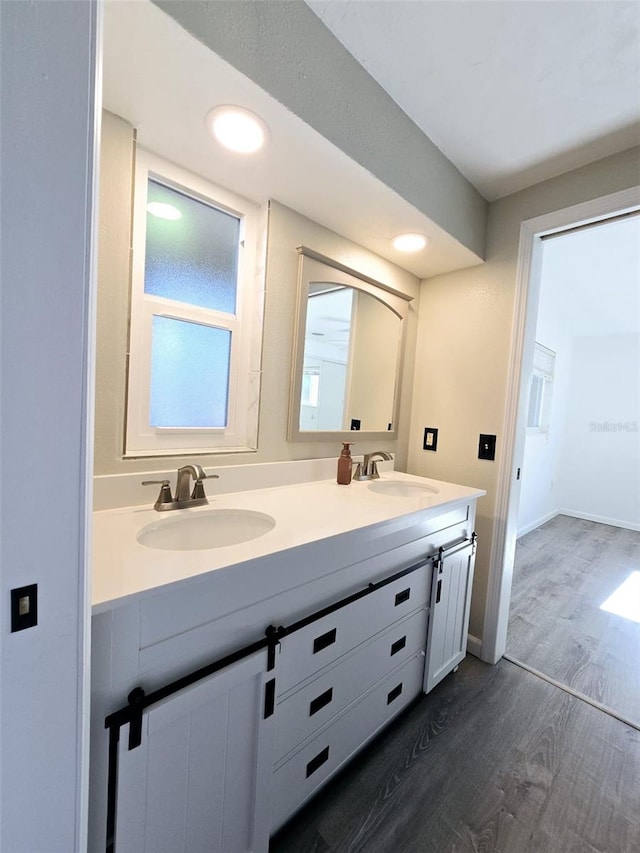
102 547 457 852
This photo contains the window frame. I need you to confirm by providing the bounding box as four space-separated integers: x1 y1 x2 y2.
125 149 263 457
526 341 555 433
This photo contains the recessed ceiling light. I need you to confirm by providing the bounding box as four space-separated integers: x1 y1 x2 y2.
392 233 428 252
206 105 269 154
146 202 182 221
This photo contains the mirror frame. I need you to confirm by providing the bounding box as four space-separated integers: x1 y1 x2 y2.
288 246 414 442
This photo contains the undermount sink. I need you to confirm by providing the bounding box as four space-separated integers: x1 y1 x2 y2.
367 480 439 497
137 508 276 551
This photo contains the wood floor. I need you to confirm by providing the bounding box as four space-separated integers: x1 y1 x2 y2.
507 515 640 728
269 655 640 853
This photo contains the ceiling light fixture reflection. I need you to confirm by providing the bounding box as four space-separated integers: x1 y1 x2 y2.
392 233 428 252
147 202 182 221
206 105 269 154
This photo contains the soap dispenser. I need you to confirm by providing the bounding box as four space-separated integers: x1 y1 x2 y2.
337 442 354 485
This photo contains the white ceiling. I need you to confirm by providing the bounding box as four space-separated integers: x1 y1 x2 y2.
307 0 640 201
538 214 640 338
102 1 640 282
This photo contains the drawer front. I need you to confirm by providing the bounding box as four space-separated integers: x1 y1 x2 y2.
271 652 425 832
276 566 430 696
274 607 428 762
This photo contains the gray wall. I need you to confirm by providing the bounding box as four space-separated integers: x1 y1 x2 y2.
407 146 640 641
153 0 487 259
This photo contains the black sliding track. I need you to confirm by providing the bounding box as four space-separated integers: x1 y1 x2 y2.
102 535 474 851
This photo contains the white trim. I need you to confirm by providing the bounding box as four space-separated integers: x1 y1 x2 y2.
466 634 482 659
125 149 265 456
556 509 640 533
288 251 411 442
517 510 559 539
482 185 640 665
77 4 103 846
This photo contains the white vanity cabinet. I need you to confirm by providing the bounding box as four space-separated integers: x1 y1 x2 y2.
112 649 273 853
270 564 431 830
90 477 483 852
424 538 476 693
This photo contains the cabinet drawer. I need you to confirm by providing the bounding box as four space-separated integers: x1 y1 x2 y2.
271 652 425 832
276 567 430 697
274 607 427 762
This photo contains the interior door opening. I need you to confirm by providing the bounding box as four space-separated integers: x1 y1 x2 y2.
505 211 640 728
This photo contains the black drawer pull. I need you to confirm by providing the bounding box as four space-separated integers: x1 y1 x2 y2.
395 588 411 606
306 746 330 777
436 579 442 604
390 636 407 656
309 687 333 716
387 683 403 705
313 628 337 654
263 678 275 719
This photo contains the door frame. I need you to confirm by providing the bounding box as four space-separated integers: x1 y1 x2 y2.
481 185 640 665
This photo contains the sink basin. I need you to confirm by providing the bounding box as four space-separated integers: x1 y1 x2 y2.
137 508 276 551
367 480 439 497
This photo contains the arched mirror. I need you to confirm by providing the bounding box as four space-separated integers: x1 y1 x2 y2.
288 247 413 442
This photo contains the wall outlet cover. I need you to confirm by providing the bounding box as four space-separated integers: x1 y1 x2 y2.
423 427 438 451
11 583 38 632
478 434 497 461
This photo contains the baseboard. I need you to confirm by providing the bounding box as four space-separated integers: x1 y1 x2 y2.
517 510 559 538
467 634 482 659
558 508 640 533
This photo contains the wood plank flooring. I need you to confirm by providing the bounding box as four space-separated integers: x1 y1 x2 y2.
270 656 640 853
507 515 640 727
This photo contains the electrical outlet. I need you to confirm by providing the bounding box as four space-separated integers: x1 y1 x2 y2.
11 584 38 632
350 418 361 431
423 427 438 451
478 434 497 461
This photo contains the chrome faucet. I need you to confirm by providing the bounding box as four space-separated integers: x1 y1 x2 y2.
353 451 393 481
142 464 218 511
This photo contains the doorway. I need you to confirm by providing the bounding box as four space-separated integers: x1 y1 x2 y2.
505 214 640 727
481 185 640 673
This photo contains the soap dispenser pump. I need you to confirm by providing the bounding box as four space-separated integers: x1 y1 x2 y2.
337 442 354 485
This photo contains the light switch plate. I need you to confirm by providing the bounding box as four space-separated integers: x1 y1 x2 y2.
11 584 38 632
423 427 438 451
478 434 497 461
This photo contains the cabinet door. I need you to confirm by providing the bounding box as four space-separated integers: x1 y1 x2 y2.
114 649 272 853
423 543 475 693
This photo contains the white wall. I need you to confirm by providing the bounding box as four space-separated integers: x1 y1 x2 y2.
556 333 640 528
517 245 575 535
518 215 640 534
407 146 640 643
0 2 98 850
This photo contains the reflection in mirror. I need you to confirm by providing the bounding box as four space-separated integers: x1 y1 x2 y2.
289 247 414 442
300 285 402 432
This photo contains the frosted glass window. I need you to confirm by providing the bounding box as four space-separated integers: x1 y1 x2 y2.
144 180 239 314
149 316 231 428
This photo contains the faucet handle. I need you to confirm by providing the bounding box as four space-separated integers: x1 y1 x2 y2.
141 480 174 509
142 478 171 489
191 473 219 501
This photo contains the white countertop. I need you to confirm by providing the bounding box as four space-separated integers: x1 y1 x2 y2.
92 471 485 611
